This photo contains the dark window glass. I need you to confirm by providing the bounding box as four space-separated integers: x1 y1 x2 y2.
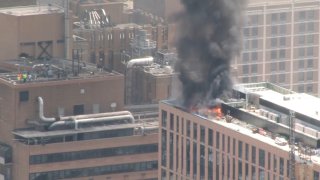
20 91 29 102
73 104 84 115
259 149 265 168
30 144 158 164
200 126 205 143
161 110 167 128
170 113 174 130
29 161 158 180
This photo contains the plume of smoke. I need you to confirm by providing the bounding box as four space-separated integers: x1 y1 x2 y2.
175 0 246 107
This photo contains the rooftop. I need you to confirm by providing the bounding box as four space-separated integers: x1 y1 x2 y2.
0 58 122 85
163 99 320 165
235 82 320 121
0 5 63 16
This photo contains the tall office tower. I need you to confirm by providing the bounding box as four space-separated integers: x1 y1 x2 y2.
159 82 320 180
236 0 320 96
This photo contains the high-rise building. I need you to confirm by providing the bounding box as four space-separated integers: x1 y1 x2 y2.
159 82 320 180
0 59 159 180
0 0 35 7
236 0 320 96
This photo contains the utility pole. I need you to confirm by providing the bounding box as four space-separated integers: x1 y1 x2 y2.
289 110 296 180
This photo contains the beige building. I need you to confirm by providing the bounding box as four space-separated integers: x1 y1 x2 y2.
236 0 320 96
0 6 67 62
159 82 320 180
133 0 183 22
0 59 158 180
0 0 35 7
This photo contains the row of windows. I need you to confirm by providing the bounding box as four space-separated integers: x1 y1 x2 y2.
241 59 314 73
29 160 158 180
30 143 158 164
245 10 316 27
161 111 290 175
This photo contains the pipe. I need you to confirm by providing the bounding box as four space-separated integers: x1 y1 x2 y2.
126 57 154 68
74 111 131 120
48 114 134 130
38 97 56 122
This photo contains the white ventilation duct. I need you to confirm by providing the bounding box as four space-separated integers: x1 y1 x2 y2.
127 57 154 68
48 114 134 130
74 111 131 120
38 97 56 122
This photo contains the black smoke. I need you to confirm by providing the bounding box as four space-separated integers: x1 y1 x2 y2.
175 0 246 107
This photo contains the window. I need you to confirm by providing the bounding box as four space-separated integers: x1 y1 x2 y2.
243 40 249 50
251 64 258 74
299 23 306 33
279 25 286 35
20 91 29 102
279 74 286 83
242 53 249 62
216 131 220 149
298 48 305 57
270 50 277 60
161 110 167 127
252 146 256 164
298 72 305 82
279 37 286 47
242 65 249 74
271 26 277 36
307 35 314 44
208 129 213 146
298 60 304 69
259 149 265 167
314 171 320 180
170 113 174 130
200 126 205 143
250 15 259 25
307 47 313 57
251 39 258 49
298 36 305 45
245 144 249 161
279 61 285 71
307 59 313 68
251 76 258 82
279 13 286 22
251 52 258 61
271 13 278 23
306 84 313 93
73 104 84 115
270 75 277 83
29 161 158 180
298 85 304 93
243 28 250 37
271 38 277 47
298 11 306 21
270 63 277 72
252 27 258 36
306 71 313 81
307 10 315 20
279 49 286 59
242 77 249 83
193 123 197 140
307 22 314 32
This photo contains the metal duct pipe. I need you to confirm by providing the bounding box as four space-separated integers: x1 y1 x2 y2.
38 97 56 122
74 111 132 120
48 114 134 130
126 57 154 68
